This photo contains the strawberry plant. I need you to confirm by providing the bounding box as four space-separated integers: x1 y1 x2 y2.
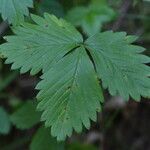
0 0 149 149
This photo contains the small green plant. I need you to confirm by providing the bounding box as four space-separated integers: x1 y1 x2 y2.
66 0 116 36
0 0 149 144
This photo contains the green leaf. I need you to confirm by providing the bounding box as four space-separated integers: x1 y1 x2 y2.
66 2 116 36
0 13 149 141
36 46 103 140
0 0 33 25
0 107 11 134
85 31 150 101
30 126 64 150
0 13 82 75
10 101 41 129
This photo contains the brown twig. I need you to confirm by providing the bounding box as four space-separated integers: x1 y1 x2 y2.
112 0 133 31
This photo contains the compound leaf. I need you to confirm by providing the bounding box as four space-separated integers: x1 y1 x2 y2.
0 13 149 141
0 0 33 25
36 46 104 140
10 101 41 129
85 31 150 101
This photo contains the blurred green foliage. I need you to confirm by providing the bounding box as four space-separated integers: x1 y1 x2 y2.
10 101 41 129
30 127 64 150
66 0 116 36
0 107 11 134
36 0 64 17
